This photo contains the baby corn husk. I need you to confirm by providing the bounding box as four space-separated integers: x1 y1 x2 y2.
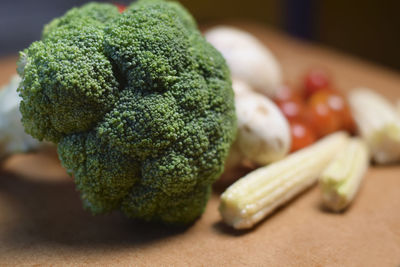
219 132 349 229
348 89 400 164
319 138 369 212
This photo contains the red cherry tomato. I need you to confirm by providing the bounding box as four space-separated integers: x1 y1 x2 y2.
114 3 127 13
274 85 307 122
314 89 355 133
326 92 356 134
304 68 331 97
290 121 317 152
274 85 303 103
306 90 344 137
277 100 306 122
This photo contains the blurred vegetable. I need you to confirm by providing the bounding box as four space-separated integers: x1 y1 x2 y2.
232 79 291 166
205 26 282 97
348 89 400 164
0 75 41 160
114 3 127 13
289 120 316 152
320 138 369 212
274 85 303 103
276 97 306 123
304 68 331 97
219 132 349 229
305 89 355 137
274 71 355 151
307 90 344 137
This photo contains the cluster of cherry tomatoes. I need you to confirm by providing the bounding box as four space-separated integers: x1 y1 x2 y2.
273 69 355 152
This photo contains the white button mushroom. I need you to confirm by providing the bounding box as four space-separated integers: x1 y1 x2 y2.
233 79 291 166
205 26 282 97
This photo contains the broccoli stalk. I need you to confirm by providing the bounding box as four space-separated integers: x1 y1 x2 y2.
17 0 236 224
0 75 41 160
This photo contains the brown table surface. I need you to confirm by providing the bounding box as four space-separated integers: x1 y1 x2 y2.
1 23 399 266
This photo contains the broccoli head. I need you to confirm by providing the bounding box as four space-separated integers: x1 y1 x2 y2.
17 0 236 224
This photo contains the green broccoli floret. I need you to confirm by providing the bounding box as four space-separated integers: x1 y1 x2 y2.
17 0 236 224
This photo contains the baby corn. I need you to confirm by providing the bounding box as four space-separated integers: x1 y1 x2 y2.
348 89 400 164
319 138 369 212
219 132 349 229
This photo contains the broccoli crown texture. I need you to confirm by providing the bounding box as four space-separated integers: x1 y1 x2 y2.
17 0 236 224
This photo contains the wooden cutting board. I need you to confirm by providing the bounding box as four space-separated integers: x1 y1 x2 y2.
0 23 399 266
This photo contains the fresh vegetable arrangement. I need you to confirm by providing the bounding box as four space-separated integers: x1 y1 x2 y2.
209 26 400 229
16 0 236 225
1 1 399 231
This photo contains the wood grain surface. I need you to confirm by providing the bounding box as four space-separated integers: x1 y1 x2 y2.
0 23 399 266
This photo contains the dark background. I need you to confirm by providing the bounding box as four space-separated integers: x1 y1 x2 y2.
1 0 400 70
